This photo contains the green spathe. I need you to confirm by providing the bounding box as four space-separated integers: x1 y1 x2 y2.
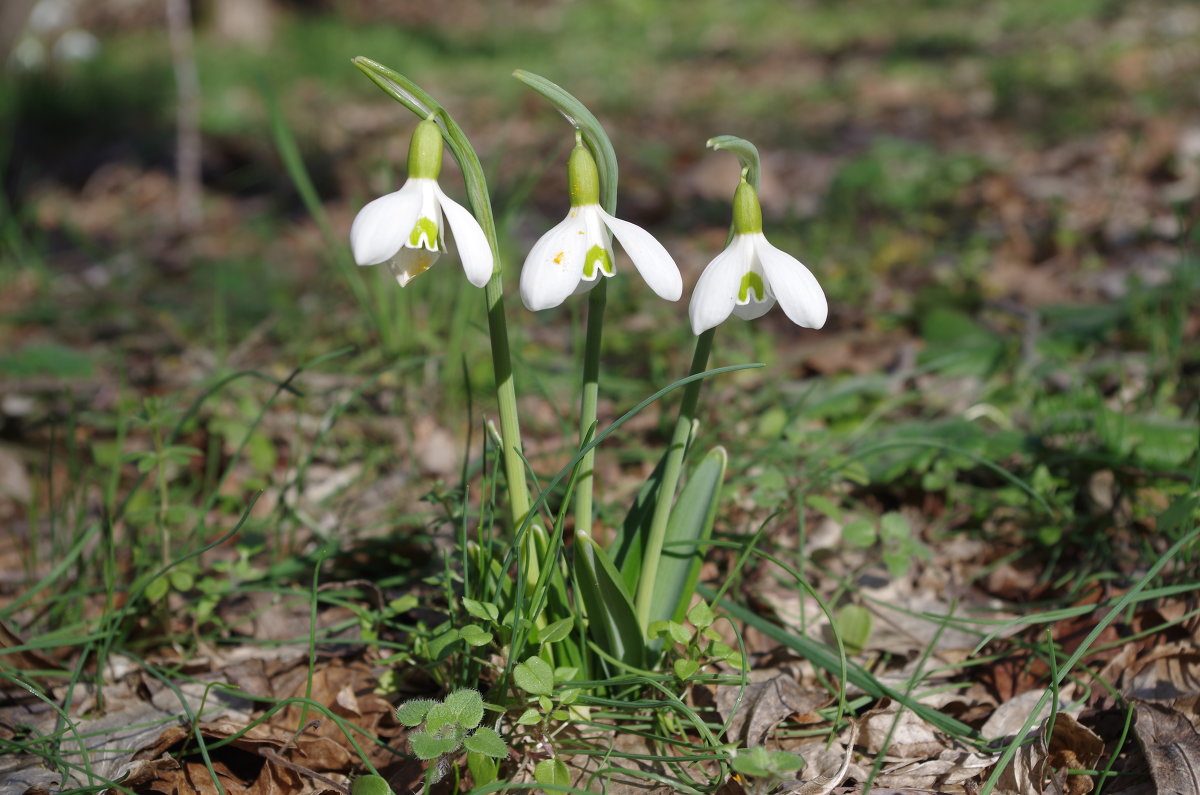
731 179 763 235
407 119 444 180
568 144 601 207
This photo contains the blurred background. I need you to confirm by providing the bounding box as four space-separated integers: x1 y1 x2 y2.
0 0 1197 549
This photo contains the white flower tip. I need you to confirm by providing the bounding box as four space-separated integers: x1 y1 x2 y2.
432 184 494 288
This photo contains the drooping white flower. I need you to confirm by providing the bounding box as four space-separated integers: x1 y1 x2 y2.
520 143 682 311
689 179 827 335
350 119 493 288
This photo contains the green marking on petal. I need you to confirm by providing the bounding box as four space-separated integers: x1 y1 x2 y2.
738 271 765 303
408 217 439 249
583 245 613 279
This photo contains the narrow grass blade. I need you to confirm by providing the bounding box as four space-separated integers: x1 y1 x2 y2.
716 596 977 741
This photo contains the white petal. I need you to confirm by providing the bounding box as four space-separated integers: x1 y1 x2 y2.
598 209 683 301
349 182 422 266
580 206 614 282
755 235 828 329
689 235 753 335
388 248 440 287
520 210 590 311
433 183 494 287
732 297 775 320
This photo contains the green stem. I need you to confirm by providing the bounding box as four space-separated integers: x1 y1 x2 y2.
352 58 534 554
575 278 607 539
512 72 619 544
634 328 715 630
483 273 533 546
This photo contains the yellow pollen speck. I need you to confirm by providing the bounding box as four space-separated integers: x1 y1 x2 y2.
553 252 564 264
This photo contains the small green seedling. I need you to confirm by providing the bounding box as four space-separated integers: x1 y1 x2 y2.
395 689 508 786
834 604 873 655
649 600 743 682
730 746 806 795
350 774 394 795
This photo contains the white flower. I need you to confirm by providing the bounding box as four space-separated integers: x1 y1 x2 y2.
350 177 493 287
349 119 493 288
519 143 682 311
689 181 827 335
520 203 682 311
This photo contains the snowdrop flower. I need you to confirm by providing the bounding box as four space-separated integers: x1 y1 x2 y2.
520 142 682 311
689 178 827 335
350 119 493 288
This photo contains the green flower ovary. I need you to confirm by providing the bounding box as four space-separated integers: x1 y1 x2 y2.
731 180 763 235
583 244 614 279
408 217 440 249
738 270 765 302
567 144 601 208
407 119 444 180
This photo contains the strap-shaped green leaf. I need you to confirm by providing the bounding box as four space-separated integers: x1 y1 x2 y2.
610 443 669 594
572 531 646 670
650 446 727 628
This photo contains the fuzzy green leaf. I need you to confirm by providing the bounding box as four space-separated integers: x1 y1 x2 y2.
395 699 437 727
409 730 459 760
444 689 484 729
423 703 455 734
463 726 508 758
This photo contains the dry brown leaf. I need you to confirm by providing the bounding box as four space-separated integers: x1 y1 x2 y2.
1133 699 1200 795
981 694 1102 795
856 700 993 790
714 670 829 746
0 618 61 683
1125 650 1200 701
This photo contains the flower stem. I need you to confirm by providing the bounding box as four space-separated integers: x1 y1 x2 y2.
512 72 619 545
352 58 535 567
574 278 607 539
634 328 715 631
483 273 534 549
